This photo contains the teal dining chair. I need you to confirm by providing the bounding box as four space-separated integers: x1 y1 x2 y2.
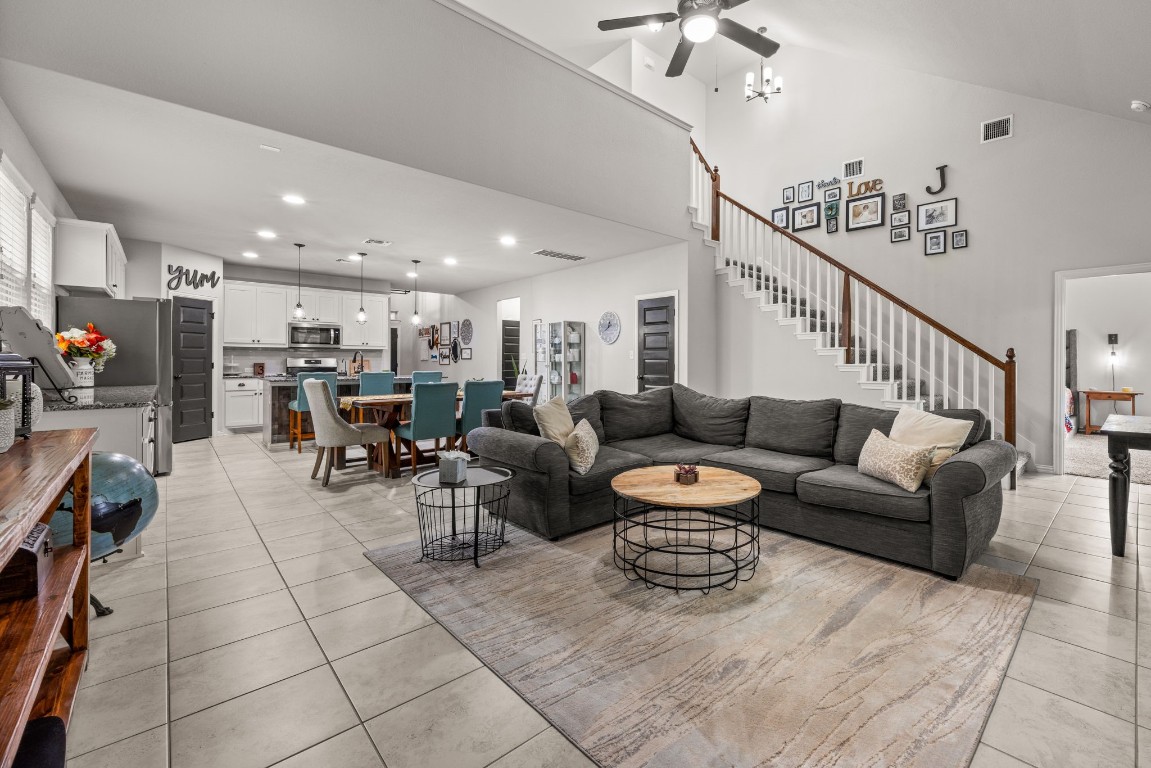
392 382 458 474
455 380 504 453
411 370 443 385
354 371 395 423
288 372 338 453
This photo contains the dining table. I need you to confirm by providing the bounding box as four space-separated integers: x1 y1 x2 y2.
1099 414 1151 557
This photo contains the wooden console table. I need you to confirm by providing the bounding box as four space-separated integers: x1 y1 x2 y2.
1099 415 1151 558
1084 390 1142 434
0 429 96 767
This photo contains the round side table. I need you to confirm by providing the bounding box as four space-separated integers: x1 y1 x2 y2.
412 466 515 567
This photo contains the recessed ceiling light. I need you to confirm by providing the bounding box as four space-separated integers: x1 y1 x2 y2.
259 144 281 153
242 251 259 259
444 256 458 266
406 271 418 278
499 235 517 246
1132 100 1150 113
257 230 276 239
282 194 306 205
347 253 363 261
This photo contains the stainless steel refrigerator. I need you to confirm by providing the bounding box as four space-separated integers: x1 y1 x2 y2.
56 296 174 474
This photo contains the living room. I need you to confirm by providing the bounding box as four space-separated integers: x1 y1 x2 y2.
0 1 1148 767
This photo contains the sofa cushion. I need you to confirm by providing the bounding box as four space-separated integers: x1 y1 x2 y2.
535 396 575 445
796 464 931 522
833 403 899 465
607 433 739 465
929 409 989 448
568 445 652 496
568 395 607 444
596 388 673 442
702 447 833 494
745 396 841 457
889 407 975 453
671 384 749 447
502 400 541 436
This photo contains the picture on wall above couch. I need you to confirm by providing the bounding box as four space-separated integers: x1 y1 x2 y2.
771 206 789 229
892 193 907 211
782 186 795 204
917 197 958 231
890 210 911 228
952 230 968 248
793 203 820 232
891 226 910 243
798 180 814 202
827 217 839 234
824 187 841 203
925 230 947 255
845 192 885 231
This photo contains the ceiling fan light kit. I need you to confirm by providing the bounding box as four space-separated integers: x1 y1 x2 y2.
745 30 783 103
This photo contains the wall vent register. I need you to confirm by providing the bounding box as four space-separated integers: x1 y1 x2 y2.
842 158 864 179
532 248 586 262
980 114 1014 143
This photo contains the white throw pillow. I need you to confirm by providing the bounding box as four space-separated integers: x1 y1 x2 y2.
857 429 935 493
565 419 599 475
889 407 973 452
534 395 575 445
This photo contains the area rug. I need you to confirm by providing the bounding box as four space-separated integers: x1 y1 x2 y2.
367 526 1035 768
1064 432 1151 484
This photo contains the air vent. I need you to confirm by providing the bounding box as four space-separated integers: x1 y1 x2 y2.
843 158 864 179
981 114 1013 143
362 238 393 246
532 248 586 262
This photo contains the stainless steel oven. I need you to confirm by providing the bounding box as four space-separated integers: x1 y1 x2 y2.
288 322 342 350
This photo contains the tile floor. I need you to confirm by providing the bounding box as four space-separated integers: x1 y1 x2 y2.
67 434 1149 767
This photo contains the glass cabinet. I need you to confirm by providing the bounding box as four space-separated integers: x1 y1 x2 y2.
546 321 585 402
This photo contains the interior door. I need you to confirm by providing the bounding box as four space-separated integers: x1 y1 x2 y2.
636 296 675 392
172 296 213 442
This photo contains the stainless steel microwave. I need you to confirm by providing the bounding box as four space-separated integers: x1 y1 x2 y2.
288 322 342 349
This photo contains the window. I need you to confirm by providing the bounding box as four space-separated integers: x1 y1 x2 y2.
0 161 30 313
30 203 55 327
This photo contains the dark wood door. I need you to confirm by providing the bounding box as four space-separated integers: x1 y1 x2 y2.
172 297 213 442
390 327 399 373
637 296 675 392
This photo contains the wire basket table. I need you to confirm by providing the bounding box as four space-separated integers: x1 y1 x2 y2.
412 466 515 567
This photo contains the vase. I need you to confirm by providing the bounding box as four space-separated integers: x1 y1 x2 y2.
67 357 95 387
674 470 698 485
0 408 13 454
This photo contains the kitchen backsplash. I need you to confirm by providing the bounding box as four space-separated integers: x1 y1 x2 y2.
223 348 387 376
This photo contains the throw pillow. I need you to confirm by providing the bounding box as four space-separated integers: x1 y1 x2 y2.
857 429 934 493
534 396 575 445
568 394 606 444
565 419 599 475
924 447 958 483
889 406 973 452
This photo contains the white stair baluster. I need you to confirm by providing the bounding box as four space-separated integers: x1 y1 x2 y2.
914 318 921 406
929 330 936 410
974 357 981 418
901 309 909 401
958 350 966 408
988 360 996 437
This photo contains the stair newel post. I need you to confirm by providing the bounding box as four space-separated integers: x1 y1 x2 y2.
839 271 853 364
711 166 721 242
1004 347 1017 489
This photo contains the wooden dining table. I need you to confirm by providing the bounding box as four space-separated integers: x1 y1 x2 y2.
338 389 532 478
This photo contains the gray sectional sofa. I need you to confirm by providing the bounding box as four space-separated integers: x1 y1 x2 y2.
467 384 1017 579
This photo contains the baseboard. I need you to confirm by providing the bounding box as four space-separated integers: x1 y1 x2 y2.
1031 464 1055 474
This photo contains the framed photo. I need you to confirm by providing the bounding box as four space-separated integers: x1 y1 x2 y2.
438 347 452 365
890 226 910 243
952 230 968 249
890 210 911 227
782 186 795 204
798 181 814 202
924 230 947 255
771 206 790 229
450 321 460 339
417 326 432 339
792 203 820 232
824 187 841 203
845 192 885 231
917 197 958 231
439 322 451 341
461 347 472 360
892 193 907 211
823 201 840 220
826 217 839 234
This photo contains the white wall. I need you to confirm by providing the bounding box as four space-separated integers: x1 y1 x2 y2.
1066 272 1151 429
589 42 631 91
122 238 162 299
705 44 1151 468
0 93 73 219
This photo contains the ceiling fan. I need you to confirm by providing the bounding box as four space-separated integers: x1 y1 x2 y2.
597 0 780 77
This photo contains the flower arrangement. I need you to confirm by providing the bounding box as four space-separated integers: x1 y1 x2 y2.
55 323 117 372
674 463 698 485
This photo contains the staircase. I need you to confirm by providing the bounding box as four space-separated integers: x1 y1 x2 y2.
688 141 1028 479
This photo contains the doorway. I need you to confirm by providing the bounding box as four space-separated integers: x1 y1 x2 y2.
636 294 676 392
172 296 213 442
496 297 521 388
390 326 399 374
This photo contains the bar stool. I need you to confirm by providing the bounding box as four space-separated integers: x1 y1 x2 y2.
288 372 337 453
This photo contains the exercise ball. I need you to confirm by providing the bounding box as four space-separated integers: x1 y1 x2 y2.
50 452 159 560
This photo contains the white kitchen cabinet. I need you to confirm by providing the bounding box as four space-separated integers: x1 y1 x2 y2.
223 282 288 346
223 284 257 344
340 294 388 348
224 378 263 428
292 288 340 323
56 218 127 297
255 287 289 345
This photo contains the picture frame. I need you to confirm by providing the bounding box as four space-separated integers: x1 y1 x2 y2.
952 230 968 249
450 320 460 339
823 201 840 220
439 322 451 341
826 217 839 234
892 193 907 211
461 347 472 360
824 187 841 203
792 202 820 232
771 206 790 229
797 180 814 202
438 347 452 365
845 192 885 231
917 197 958 231
782 186 795 204
924 230 947 256
890 226 910 243
890 210 911 228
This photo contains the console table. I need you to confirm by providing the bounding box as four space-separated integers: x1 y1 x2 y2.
1099 415 1151 557
1084 390 1141 434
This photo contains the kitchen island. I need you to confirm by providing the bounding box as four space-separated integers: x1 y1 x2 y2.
261 376 360 447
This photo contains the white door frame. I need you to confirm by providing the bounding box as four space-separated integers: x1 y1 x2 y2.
1052 261 1151 475
634 290 681 390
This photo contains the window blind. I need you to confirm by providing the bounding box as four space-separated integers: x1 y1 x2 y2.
0 165 29 312
30 204 54 327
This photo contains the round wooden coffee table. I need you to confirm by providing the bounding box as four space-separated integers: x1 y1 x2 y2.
611 466 761 593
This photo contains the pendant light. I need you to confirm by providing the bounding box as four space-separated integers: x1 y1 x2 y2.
292 243 306 319
355 253 368 325
410 259 422 326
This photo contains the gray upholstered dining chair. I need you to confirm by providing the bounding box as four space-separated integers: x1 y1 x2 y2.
514 372 544 406
304 379 392 486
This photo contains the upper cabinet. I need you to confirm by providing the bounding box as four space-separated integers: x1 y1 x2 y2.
224 279 386 349
223 282 288 346
56 219 127 298
291 288 340 323
340 294 389 348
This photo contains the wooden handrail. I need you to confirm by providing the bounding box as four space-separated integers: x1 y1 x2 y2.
690 138 712 174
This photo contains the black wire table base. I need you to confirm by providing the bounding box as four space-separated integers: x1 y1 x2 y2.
414 479 512 568
613 495 760 593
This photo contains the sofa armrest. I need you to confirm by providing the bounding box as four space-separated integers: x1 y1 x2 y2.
930 439 1017 578
467 427 567 474
480 409 504 428
467 426 572 539
933 440 1018 497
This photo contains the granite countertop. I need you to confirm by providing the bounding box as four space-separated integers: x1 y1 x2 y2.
43 385 158 412
260 375 361 384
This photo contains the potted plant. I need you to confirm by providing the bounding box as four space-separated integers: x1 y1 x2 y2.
0 398 15 454
54 323 117 387
674 463 699 485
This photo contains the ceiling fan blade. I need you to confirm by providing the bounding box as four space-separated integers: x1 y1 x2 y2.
666 36 694 77
717 18 781 58
597 12 679 31
721 0 753 8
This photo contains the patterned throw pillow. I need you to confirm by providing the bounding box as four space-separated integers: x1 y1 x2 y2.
857 429 935 492
565 419 599 475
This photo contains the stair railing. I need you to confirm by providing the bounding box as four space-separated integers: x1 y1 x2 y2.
691 142 1016 451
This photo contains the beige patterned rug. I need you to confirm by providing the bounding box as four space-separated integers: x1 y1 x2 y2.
367 525 1035 768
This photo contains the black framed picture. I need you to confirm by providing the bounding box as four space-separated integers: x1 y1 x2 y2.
917 197 958 231
824 187 841 203
782 186 795 204
827 217 839 234
439 347 452 365
890 210 911 228
892 193 907 211
792 202 820 232
461 347 473 360
824 201 840 220
440 322 452 341
891 226 910 243
798 180 814 202
952 230 968 249
924 230 947 255
845 192 885 231
771 206 790 229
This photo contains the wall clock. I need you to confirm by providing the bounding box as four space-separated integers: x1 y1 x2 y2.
598 311 621 344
